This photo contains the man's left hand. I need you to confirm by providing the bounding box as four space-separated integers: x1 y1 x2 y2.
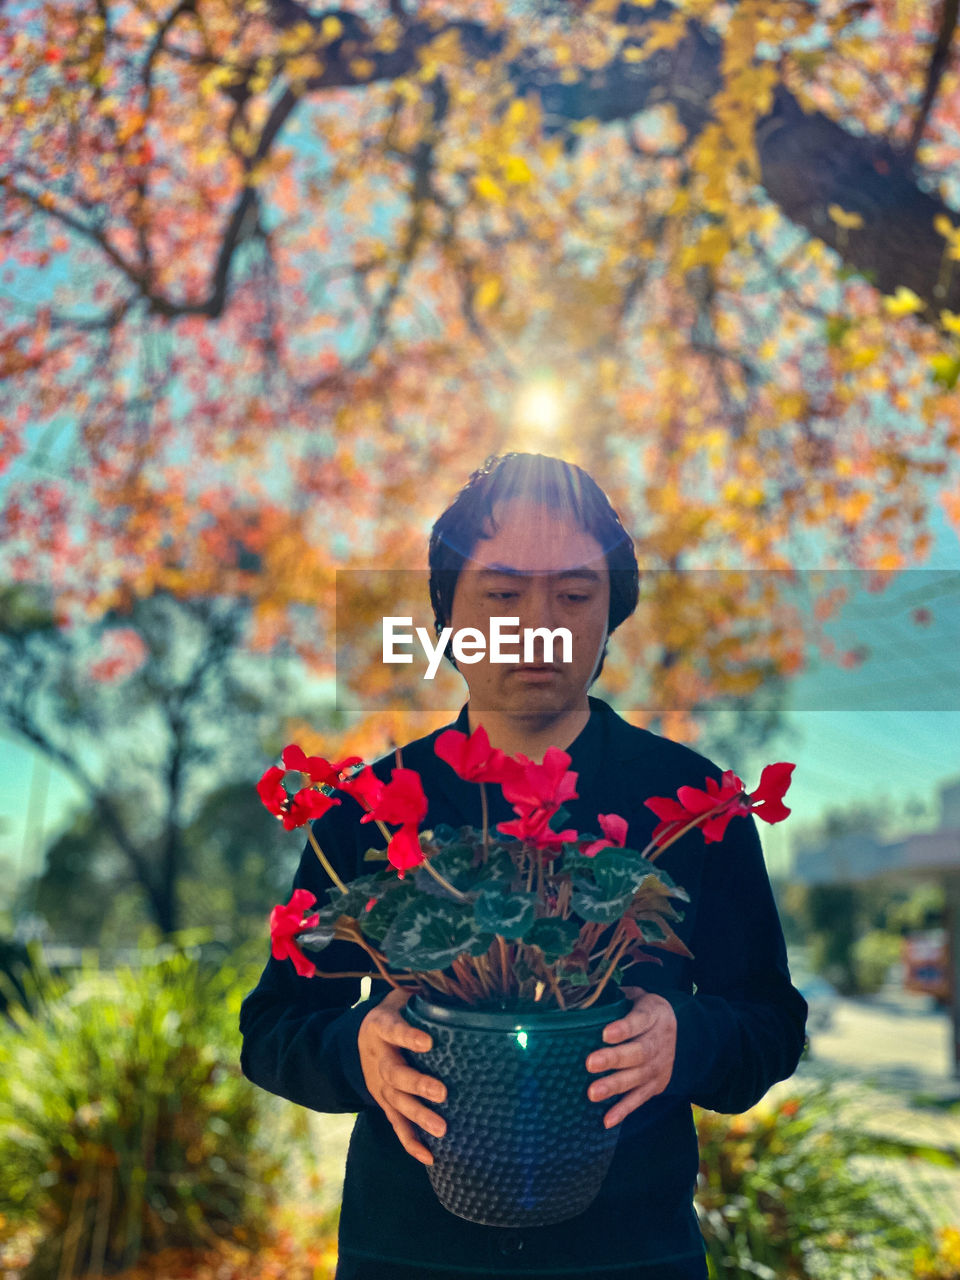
585 985 677 1128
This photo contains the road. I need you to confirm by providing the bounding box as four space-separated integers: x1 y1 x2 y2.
802 984 955 1096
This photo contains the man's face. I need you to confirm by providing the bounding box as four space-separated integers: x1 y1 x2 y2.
447 498 611 716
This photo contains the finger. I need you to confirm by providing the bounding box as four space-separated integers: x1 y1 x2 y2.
588 1066 647 1102
602 1082 659 1128
380 1058 447 1104
601 999 658 1045
618 986 646 1001
383 1102 435 1164
377 1013 433 1054
383 1084 448 1139
586 1036 650 1073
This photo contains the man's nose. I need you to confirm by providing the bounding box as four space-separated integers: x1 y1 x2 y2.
515 582 559 640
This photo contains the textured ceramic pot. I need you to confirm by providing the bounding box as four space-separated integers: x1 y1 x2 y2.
402 988 630 1228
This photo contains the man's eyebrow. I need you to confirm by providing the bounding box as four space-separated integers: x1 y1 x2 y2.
475 565 604 582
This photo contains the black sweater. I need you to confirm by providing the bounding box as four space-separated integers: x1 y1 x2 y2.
239 695 808 1276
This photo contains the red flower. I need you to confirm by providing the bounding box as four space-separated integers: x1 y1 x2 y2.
749 762 794 824
281 744 363 786
497 805 578 851
257 765 287 814
645 764 795 847
256 764 341 831
270 888 320 978
339 765 386 819
283 787 340 832
500 746 579 811
435 724 509 784
367 767 428 827
582 812 629 858
387 822 426 877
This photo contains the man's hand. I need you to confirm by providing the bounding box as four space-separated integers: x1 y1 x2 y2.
585 985 677 1128
357 987 447 1165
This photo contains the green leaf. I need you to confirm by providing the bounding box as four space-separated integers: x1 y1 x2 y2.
294 922 337 953
570 881 634 923
563 970 590 986
359 877 419 943
413 843 515 897
381 898 485 970
525 916 581 962
825 314 853 347
473 888 537 940
549 804 573 832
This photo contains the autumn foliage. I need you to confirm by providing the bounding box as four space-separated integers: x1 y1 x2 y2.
2 0 960 750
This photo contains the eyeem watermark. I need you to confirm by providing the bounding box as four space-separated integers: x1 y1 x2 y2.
383 616 573 680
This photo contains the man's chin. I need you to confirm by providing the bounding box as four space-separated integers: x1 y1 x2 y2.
484 681 577 718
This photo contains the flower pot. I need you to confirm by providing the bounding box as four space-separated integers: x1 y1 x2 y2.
402 987 630 1228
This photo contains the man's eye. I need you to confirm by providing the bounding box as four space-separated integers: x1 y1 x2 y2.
487 591 518 600
561 594 590 603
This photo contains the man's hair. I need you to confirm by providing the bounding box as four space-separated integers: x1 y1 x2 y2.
428 452 639 685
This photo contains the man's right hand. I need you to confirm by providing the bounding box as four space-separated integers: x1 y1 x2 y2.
357 987 447 1165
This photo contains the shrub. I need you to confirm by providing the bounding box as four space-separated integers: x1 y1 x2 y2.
0 942 285 1279
694 1081 933 1279
852 931 901 996
914 1226 960 1278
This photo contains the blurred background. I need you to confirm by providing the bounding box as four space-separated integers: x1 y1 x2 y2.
3 0 960 1275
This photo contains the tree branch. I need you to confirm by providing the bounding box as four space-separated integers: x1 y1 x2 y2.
905 0 959 166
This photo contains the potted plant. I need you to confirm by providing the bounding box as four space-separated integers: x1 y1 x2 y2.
259 726 794 1228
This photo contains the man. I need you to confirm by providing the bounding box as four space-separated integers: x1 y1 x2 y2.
239 452 808 1280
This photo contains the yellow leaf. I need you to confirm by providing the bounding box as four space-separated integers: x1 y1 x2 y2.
935 214 957 240
473 173 506 203
883 286 924 317
475 277 501 311
501 154 533 184
321 15 343 40
505 99 527 128
643 16 688 54
827 204 864 230
940 310 960 335
846 345 880 370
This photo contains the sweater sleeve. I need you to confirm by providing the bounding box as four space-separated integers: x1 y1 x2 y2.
660 809 808 1114
238 809 392 1114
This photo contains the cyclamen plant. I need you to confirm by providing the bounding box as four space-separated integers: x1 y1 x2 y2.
259 728 795 1011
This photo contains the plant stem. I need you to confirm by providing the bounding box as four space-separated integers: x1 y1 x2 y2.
580 928 633 1009
473 953 495 999
342 924 407 991
306 826 348 893
480 782 489 858
420 856 469 901
311 968 407 980
642 797 741 864
497 934 510 995
535 953 566 1010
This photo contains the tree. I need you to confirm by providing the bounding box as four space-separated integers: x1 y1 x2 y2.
28 778 295 945
0 582 313 935
2 0 959 750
